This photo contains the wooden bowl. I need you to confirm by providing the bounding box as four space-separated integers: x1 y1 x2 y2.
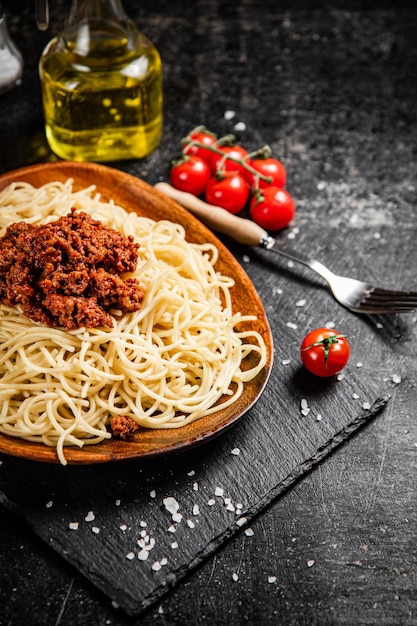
0 162 273 464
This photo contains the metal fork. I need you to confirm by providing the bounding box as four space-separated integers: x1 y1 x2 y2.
258 236 417 314
155 183 417 315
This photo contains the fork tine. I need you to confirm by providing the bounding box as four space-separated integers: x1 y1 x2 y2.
363 291 417 308
357 304 416 314
366 288 417 301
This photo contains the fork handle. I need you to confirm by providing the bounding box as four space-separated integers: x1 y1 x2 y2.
154 183 336 283
154 183 267 246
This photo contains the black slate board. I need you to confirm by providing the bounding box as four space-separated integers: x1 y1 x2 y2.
0 214 401 615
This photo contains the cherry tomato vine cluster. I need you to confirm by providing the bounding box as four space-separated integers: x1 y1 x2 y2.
169 126 296 232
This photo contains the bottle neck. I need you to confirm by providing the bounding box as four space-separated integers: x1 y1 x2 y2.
62 0 138 57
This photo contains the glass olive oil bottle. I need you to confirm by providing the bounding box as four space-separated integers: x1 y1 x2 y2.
39 0 162 162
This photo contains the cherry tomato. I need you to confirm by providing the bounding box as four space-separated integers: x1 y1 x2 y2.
249 187 295 231
182 128 217 164
300 328 350 377
170 155 211 195
249 157 287 189
210 145 250 177
205 172 249 214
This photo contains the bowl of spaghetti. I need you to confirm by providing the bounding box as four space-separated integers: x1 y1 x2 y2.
0 162 273 465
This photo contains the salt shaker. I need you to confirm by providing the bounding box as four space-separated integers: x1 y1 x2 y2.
0 6 23 94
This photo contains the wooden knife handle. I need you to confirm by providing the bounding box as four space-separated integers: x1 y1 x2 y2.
154 182 267 246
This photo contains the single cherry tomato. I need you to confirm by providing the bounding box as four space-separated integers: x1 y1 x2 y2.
182 128 217 164
205 172 249 214
249 157 287 189
300 328 350 377
170 155 211 195
210 144 250 177
249 187 295 231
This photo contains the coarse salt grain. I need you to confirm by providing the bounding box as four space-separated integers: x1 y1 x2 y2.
150 490 156 499
242 254 250 263
301 398 308 409
307 559 315 567
167 525 177 533
120 524 127 531
172 512 183 523
163 496 180 515
152 561 162 572
85 511 95 522
45 501 53 509
215 487 224 497
138 549 149 561
224 110 236 120
140 520 147 528
232 572 239 581
126 552 135 560
362 402 371 410
296 299 306 307
69 522 79 530
193 482 199 491
316 414 323 421
244 528 254 536
193 504 200 516
282 358 291 365
234 121 246 132
356 362 363 368
268 576 277 584
207 499 216 506
392 374 401 384
115 499 121 506
352 393 359 399
92 526 100 534
171 541 178 549
187 470 196 476
286 322 297 329
236 517 247 526
187 519 195 528
231 447 240 455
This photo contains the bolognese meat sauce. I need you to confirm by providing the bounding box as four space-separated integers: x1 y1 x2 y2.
0 208 144 329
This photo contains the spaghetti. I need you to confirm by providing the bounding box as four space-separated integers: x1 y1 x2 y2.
0 180 267 464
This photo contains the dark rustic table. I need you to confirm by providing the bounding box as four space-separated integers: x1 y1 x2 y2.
1 1 417 624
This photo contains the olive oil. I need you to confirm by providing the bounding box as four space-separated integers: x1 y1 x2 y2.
39 1 163 162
